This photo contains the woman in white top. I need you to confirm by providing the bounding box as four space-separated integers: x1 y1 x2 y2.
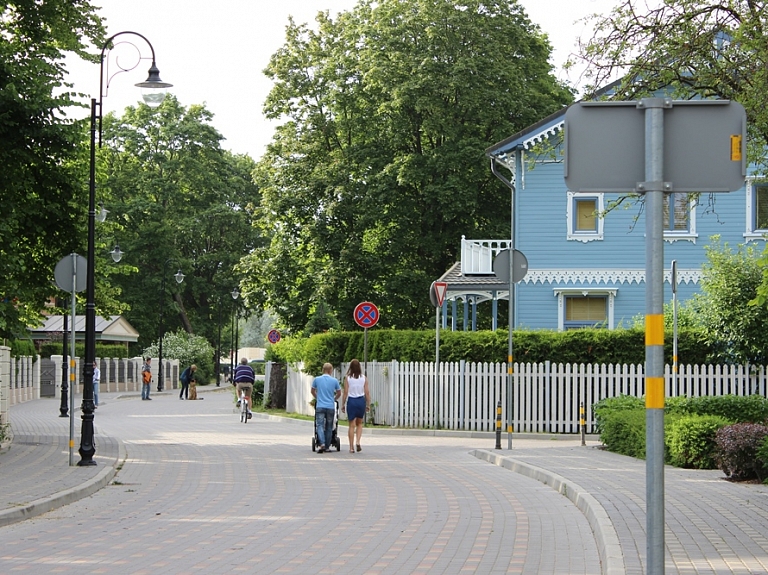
341 358 370 453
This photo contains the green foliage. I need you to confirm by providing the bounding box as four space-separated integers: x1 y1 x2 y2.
265 336 307 365
665 394 768 423
98 96 263 350
666 414 731 469
714 423 768 481
593 395 644 434
37 343 129 359
144 329 214 384
689 239 767 364
599 408 647 459
0 1 105 339
241 0 573 333
756 437 768 483
295 327 712 372
9 339 35 357
304 302 341 336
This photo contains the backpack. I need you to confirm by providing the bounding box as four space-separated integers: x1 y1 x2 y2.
142 369 151 384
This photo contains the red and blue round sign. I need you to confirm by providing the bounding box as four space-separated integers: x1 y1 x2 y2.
267 329 281 344
353 301 379 328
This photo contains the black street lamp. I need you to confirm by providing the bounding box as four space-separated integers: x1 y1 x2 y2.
230 288 239 377
158 260 185 392
80 31 171 466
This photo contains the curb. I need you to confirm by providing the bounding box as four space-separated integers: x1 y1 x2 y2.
470 449 625 575
0 436 127 528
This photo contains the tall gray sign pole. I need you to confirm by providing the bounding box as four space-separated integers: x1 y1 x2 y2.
642 98 667 575
565 98 746 575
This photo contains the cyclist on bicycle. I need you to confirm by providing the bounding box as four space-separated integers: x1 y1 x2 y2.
233 357 255 419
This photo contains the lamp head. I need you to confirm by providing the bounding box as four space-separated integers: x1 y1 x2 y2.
231 288 240 300
110 245 124 263
96 203 109 223
174 269 185 284
135 62 172 108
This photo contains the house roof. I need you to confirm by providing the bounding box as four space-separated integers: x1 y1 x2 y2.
29 315 140 343
436 262 509 304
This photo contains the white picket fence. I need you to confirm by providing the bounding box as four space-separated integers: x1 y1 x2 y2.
286 361 768 434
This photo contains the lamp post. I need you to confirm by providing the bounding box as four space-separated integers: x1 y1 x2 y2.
230 288 239 376
80 31 171 466
158 260 185 392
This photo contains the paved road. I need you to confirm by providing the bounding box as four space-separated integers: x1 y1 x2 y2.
0 390 600 574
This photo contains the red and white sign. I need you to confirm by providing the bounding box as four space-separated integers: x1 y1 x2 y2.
434 282 447 307
267 329 281 344
353 301 379 328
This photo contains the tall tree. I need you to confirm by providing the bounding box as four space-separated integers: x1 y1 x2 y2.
241 0 573 333
0 1 104 338
97 96 262 349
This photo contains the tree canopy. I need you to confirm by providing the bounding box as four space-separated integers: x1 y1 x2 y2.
0 1 104 339
97 96 263 349
240 0 573 334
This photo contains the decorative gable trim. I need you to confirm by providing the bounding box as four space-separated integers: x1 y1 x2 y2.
523 269 700 285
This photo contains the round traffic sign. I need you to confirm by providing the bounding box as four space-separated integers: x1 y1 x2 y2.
267 329 281 344
353 301 379 328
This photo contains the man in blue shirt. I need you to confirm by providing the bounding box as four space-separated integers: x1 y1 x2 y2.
233 357 255 418
311 363 341 453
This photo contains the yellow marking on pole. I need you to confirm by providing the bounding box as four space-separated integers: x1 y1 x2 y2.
507 425 513 433
69 439 75 448
731 135 742 161
645 314 664 346
70 359 75 368
646 376 665 408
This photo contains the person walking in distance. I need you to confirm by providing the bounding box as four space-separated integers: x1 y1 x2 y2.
141 357 152 400
179 364 197 400
341 359 370 453
92 361 101 409
233 357 255 419
311 363 341 453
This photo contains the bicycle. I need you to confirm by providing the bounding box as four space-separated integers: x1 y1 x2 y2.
238 388 250 423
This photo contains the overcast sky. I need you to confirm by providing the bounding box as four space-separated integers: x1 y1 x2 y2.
64 0 618 159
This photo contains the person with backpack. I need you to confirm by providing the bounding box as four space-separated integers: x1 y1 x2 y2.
141 358 152 400
179 364 197 400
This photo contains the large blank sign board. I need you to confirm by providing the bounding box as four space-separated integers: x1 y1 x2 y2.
564 100 747 193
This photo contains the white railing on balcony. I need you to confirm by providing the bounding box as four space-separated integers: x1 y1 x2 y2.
460 237 512 275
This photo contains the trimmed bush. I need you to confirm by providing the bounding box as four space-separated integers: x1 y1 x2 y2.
665 414 732 469
756 437 768 483
593 395 644 434
665 394 768 423
599 408 647 459
714 423 768 481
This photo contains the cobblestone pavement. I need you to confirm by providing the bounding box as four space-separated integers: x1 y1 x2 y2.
0 390 600 574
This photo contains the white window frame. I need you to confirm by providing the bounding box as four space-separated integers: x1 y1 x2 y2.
554 288 617 331
662 192 698 243
566 192 604 242
744 178 768 241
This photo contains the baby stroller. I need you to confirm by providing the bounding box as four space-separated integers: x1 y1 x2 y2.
312 400 341 452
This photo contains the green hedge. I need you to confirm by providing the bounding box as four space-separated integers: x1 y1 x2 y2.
37 342 130 359
289 327 712 374
9 339 36 357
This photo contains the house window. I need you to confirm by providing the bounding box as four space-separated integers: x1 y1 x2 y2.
554 288 617 331
662 193 697 242
564 296 607 329
567 192 603 242
744 180 768 241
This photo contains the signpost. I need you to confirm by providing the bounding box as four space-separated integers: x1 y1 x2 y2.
565 98 746 575
54 253 87 466
430 282 448 428
353 302 379 373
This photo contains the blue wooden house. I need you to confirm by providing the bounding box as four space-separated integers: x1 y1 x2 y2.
436 93 767 331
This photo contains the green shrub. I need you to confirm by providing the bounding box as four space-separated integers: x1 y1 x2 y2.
38 342 129 359
714 423 768 481
665 414 732 469
665 394 768 423
593 395 644 434
10 339 35 357
756 437 768 483
599 408 647 458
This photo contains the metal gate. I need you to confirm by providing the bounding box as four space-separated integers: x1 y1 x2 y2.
40 358 56 397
